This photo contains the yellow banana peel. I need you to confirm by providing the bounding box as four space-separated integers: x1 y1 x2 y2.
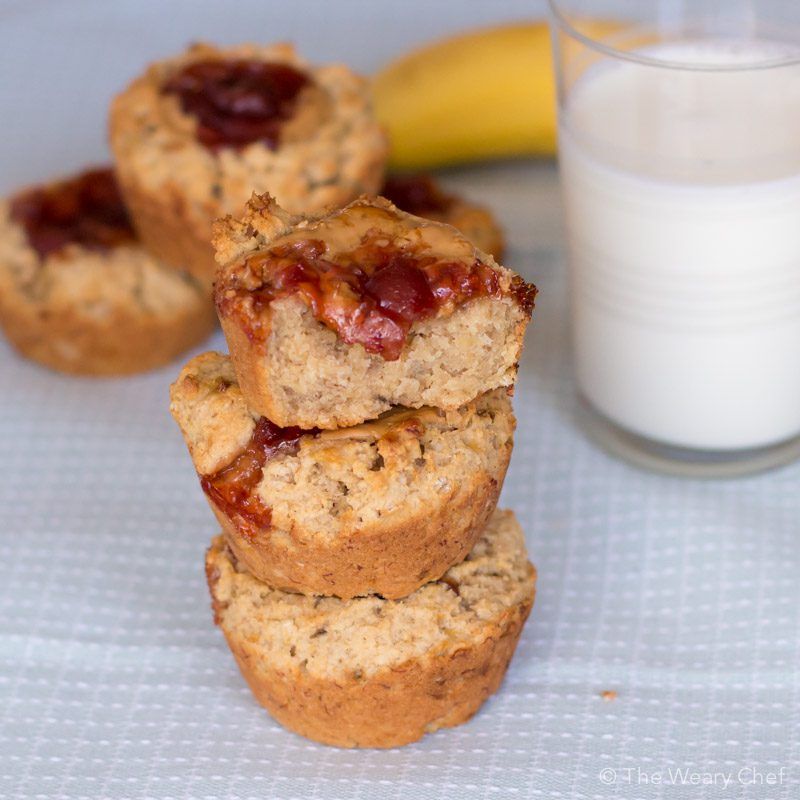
372 21 613 170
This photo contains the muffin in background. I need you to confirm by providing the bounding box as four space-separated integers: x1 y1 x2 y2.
381 173 505 259
109 42 388 286
0 167 215 376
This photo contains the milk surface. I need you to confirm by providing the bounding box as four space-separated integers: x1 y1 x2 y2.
560 39 800 450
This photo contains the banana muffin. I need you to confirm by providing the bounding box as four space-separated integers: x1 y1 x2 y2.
0 167 215 376
110 42 388 285
213 193 536 429
171 351 515 599
206 508 536 748
381 174 504 259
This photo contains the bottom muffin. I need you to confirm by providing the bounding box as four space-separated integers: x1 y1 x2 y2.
0 167 216 376
205 508 536 748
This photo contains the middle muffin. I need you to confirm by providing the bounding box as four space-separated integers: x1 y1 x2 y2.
170 351 514 599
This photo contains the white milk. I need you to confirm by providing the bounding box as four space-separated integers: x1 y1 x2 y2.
559 39 800 450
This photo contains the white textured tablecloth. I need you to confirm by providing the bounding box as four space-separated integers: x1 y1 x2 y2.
2 159 799 799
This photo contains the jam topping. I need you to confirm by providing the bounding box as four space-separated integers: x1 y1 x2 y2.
222 230 523 361
200 417 317 540
381 175 456 217
9 168 136 258
162 59 311 151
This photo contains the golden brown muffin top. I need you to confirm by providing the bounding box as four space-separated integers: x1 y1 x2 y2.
214 194 535 360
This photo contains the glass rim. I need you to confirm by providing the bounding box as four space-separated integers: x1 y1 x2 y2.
546 0 800 71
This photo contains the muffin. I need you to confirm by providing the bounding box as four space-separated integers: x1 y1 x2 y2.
0 167 216 376
381 174 505 259
213 193 536 429
171 351 515 599
206 508 536 748
109 42 388 285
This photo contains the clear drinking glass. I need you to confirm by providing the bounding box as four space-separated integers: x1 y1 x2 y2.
548 0 800 477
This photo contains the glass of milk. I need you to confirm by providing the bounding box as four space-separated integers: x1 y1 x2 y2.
548 0 800 476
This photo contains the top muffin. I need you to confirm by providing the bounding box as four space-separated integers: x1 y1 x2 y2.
212 193 535 429
109 42 388 284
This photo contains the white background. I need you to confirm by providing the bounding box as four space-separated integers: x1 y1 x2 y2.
0 0 546 190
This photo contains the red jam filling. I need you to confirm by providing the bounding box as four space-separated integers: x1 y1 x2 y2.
200 417 318 540
162 59 310 151
9 168 135 258
221 232 532 361
381 175 455 217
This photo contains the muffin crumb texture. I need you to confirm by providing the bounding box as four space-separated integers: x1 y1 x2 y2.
213 194 534 428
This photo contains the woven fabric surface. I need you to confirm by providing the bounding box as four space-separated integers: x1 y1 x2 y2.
1 160 798 799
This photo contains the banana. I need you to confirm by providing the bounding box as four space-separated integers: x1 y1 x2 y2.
372 21 611 170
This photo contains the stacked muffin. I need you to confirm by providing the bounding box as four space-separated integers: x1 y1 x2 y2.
1 36 537 746
170 191 538 748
